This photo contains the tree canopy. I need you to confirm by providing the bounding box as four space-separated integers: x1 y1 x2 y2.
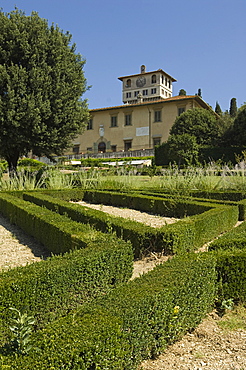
166 134 199 167
170 108 219 146
230 106 246 146
0 9 89 173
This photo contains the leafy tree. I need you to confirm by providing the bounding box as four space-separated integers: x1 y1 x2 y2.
166 134 199 167
178 89 187 96
216 112 235 146
170 108 219 146
0 9 89 174
215 101 222 116
230 106 246 145
229 98 237 117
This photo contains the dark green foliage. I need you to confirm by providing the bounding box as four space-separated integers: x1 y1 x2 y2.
178 89 186 96
0 240 132 335
23 190 238 256
170 108 219 146
229 97 238 117
166 134 199 167
155 144 245 166
214 249 246 304
1 254 217 369
0 9 89 172
231 106 246 146
209 216 246 251
215 101 222 115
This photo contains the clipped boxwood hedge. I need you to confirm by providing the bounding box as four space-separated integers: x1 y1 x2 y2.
1 253 217 369
0 192 133 332
23 191 239 256
209 218 246 251
214 248 246 304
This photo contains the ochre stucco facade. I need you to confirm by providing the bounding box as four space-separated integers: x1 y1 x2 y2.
69 95 213 155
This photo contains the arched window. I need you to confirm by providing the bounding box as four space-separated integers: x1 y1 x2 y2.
151 75 156 83
126 79 131 87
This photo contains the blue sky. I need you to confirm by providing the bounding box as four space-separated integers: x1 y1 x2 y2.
1 0 246 112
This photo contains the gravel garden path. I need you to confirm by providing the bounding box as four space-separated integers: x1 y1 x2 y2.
0 203 245 369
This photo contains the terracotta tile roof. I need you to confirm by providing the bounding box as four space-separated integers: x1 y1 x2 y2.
90 95 212 112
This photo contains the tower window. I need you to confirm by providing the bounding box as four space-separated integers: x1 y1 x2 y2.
151 74 156 83
126 92 131 98
151 88 157 94
126 79 131 87
143 89 148 96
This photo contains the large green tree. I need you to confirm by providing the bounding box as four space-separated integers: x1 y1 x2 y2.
0 9 89 173
170 108 219 146
230 106 246 146
166 133 199 167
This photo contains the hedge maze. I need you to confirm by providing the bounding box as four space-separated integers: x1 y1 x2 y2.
0 189 245 369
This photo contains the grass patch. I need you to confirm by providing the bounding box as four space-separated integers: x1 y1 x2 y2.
218 304 246 332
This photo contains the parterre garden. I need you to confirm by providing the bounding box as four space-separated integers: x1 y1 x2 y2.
0 172 246 369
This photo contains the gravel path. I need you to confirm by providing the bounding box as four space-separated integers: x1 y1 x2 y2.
0 214 51 271
72 200 179 228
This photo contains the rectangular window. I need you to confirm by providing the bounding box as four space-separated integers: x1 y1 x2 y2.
87 119 93 130
124 140 132 151
126 92 131 98
134 91 140 97
111 145 117 152
153 137 161 146
111 116 117 127
154 110 162 122
125 114 132 126
178 107 185 116
151 88 157 94
73 145 80 154
143 89 148 96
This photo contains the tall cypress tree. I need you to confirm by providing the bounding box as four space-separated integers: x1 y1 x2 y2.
229 98 237 117
215 101 222 115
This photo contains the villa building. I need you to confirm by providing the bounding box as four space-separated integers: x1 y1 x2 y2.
69 66 213 156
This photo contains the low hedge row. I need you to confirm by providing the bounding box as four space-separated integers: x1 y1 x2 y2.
139 188 246 202
3 248 245 369
215 248 246 304
160 204 238 254
23 191 157 258
23 191 239 256
82 190 213 218
0 193 133 332
1 253 217 369
129 190 246 221
209 219 246 251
